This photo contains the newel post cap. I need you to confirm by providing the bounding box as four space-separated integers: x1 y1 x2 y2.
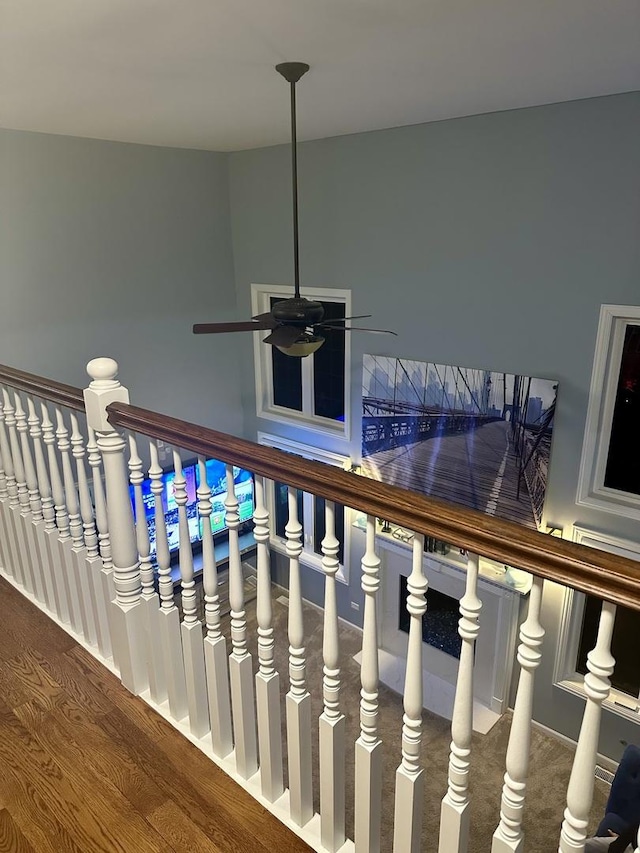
84 356 130 432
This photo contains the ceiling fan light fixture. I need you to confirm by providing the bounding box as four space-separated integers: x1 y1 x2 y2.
276 333 325 357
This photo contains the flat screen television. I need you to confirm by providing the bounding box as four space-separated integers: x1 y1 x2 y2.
129 458 254 561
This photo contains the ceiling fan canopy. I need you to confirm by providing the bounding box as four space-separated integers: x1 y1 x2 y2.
193 62 395 357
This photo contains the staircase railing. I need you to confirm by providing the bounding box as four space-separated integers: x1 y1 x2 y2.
0 357 638 853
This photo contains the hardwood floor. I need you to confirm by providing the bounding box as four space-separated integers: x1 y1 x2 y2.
0 577 312 853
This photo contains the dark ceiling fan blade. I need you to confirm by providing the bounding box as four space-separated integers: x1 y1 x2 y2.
317 325 398 335
193 320 276 334
263 325 305 347
251 312 278 326
321 315 373 325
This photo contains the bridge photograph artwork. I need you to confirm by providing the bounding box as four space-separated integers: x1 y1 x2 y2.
361 355 558 530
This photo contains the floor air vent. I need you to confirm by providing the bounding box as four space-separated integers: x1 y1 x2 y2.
595 765 615 786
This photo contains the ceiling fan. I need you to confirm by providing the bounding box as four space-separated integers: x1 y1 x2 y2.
193 62 396 357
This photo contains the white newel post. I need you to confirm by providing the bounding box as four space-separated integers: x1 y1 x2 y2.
355 515 383 853
2 387 30 589
492 576 545 853
440 552 482 853
129 435 166 703
393 534 427 853
41 402 71 622
55 406 85 634
253 474 284 801
27 397 56 610
14 392 43 599
286 484 313 827
83 358 148 695
173 450 209 738
150 440 187 720
559 602 616 853
227 464 258 780
319 500 346 852
199 456 233 759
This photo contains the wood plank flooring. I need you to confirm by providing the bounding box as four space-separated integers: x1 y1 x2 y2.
0 577 312 853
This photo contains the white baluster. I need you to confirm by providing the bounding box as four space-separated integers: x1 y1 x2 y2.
87 425 115 661
173 449 209 737
2 387 29 588
56 406 85 634
27 396 56 610
0 391 22 582
0 393 16 579
393 533 427 853
355 515 383 853
151 440 187 719
319 500 346 852
493 576 545 853
41 402 70 621
84 358 148 694
285 484 313 827
199 456 233 758
128 434 166 702
253 474 284 801
0 393 17 580
559 602 616 852
0 404 10 576
441 552 482 853
69 411 99 644
227 463 258 780
15 392 46 602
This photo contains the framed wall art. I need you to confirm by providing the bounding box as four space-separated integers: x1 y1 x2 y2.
361 354 558 530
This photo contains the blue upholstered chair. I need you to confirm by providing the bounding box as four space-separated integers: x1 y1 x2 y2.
596 745 640 837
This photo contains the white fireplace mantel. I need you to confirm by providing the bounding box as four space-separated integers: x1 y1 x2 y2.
351 520 529 733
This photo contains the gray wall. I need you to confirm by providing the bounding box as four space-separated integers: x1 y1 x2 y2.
228 92 640 757
0 129 244 434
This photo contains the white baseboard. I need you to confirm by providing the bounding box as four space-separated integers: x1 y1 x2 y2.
530 719 619 773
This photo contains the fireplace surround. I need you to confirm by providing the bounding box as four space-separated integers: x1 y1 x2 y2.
352 519 531 733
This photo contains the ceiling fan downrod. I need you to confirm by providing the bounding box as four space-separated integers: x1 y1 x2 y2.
275 62 310 300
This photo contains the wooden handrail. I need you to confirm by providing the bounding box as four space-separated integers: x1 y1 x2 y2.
107 401 640 611
0 364 85 411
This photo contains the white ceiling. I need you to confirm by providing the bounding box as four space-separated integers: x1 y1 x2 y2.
1 0 639 152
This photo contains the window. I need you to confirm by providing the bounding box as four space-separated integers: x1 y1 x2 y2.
554 527 640 716
576 597 639 697
577 305 640 520
252 284 351 437
258 433 351 584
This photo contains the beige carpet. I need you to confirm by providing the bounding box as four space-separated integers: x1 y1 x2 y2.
223 584 609 852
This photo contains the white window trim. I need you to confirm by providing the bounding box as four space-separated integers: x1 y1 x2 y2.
553 525 640 721
251 283 352 439
576 304 640 520
258 431 351 585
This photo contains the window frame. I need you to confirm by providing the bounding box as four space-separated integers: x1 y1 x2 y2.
251 284 352 439
553 525 640 720
576 304 640 520
257 431 351 585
